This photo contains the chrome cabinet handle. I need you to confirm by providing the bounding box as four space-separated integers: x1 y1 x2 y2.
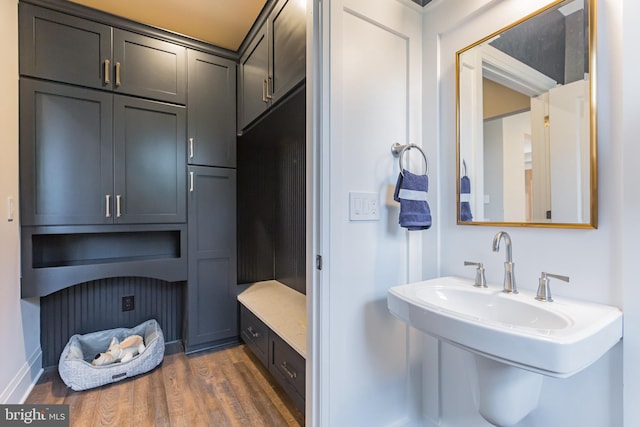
189 171 194 192
105 194 111 218
104 59 110 85
262 78 267 103
115 62 121 87
266 75 273 100
280 361 297 380
116 194 122 217
247 326 260 338
189 138 194 159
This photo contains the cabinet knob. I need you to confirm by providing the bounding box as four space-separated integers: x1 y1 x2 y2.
189 138 194 159
189 171 194 192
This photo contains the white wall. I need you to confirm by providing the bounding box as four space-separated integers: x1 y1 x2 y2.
0 0 42 404
621 0 640 425
424 0 627 425
315 0 427 425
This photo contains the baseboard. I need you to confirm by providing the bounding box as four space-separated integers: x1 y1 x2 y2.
386 417 438 427
0 347 43 404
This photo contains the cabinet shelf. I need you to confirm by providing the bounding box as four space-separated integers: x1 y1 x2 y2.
32 230 181 269
22 225 187 298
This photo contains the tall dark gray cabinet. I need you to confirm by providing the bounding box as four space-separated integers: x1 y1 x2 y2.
186 167 237 351
185 49 238 352
19 0 237 356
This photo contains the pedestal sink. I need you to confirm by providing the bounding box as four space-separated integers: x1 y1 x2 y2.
387 276 623 426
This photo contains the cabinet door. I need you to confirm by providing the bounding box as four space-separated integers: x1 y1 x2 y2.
238 24 270 130
113 29 187 104
19 3 112 90
269 0 306 104
20 79 113 226
186 166 237 349
113 96 186 224
187 50 237 167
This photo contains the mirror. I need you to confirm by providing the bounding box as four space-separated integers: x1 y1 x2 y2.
456 0 597 228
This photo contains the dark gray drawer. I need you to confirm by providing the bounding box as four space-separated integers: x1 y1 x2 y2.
240 304 269 366
270 333 305 411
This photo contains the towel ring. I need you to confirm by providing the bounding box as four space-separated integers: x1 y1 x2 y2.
391 142 428 176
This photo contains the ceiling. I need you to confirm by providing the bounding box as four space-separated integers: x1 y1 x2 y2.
67 0 432 52
68 0 268 51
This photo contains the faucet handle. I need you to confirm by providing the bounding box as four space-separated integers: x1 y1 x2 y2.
464 261 488 288
535 272 570 302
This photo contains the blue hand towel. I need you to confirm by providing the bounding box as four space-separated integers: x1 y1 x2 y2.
393 169 431 230
460 175 473 221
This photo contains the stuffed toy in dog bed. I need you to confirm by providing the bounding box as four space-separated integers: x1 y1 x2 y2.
58 319 165 391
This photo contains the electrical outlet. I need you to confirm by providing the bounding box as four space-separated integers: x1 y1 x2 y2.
122 295 135 312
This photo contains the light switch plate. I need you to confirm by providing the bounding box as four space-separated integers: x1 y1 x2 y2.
7 196 14 222
349 192 380 221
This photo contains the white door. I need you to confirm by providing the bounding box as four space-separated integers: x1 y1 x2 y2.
311 0 424 425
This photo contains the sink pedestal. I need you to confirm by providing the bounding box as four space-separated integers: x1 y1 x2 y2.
467 353 543 426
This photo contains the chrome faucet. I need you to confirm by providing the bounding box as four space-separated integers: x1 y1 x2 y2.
492 231 517 294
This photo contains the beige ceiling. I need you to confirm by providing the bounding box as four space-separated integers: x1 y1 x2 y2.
68 0 268 51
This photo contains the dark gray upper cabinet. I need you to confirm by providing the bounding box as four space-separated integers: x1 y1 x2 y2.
20 79 114 226
113 30 187 104
269 0 307 104
19 3 187 104
238 25 270 130
187 50 237 168
114 96 187 224
19 3 112 90
238 0 306 130
20 78 186 226
186 166 237 351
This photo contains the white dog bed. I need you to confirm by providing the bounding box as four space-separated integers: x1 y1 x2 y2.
58 319 165 391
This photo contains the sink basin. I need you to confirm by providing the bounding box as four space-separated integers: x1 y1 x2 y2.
388 276 623 378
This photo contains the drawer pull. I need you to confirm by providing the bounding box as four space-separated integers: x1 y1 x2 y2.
247 326 260 338
280 361 297 380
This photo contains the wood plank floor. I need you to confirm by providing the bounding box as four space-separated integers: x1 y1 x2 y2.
26 344 304 427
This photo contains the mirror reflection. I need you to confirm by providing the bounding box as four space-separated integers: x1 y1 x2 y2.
456 0 596 228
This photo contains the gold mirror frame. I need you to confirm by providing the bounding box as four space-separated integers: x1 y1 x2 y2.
456 0 597 229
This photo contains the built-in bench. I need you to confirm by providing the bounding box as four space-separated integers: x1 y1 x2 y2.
238 280 306 412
